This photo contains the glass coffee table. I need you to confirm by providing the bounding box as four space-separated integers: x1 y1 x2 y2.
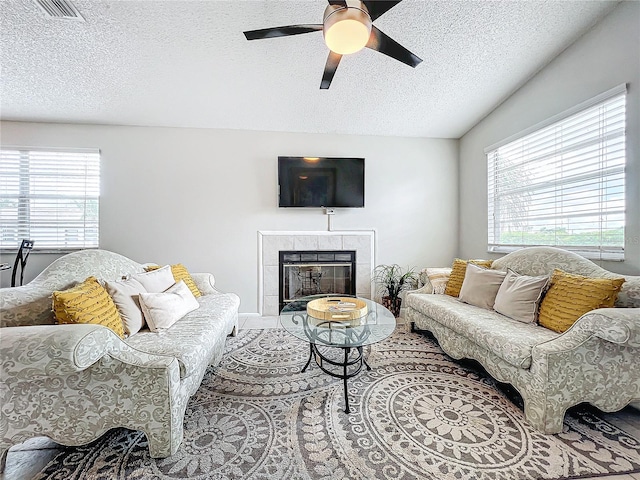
279 294 396 414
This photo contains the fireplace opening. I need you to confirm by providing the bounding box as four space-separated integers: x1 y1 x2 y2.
279 250 356 311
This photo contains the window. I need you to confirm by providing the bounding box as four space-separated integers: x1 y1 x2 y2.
486 85 626 261
0 147 100 251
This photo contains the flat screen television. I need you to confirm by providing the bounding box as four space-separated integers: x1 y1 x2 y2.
278 156 365 208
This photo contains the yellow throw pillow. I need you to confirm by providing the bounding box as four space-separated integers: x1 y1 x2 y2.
444 259 493 297
538 269 625 333
146 264 202 298
52 276 125 338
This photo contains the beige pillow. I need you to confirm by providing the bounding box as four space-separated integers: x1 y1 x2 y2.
424 268 452 294
139 280 199 332
493 270 549 323
132 265 174 293
458 263 507 310
444 259 493 297
105 277 147 336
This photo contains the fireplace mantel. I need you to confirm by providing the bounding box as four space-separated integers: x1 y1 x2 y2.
258 230 375 316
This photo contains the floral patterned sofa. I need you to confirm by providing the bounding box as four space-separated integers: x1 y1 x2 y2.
0 249 240 470
406 247 640 434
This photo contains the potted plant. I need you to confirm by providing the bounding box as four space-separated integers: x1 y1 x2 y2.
372 264 417 318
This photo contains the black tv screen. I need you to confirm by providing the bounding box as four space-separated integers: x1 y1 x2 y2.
278 156 365 208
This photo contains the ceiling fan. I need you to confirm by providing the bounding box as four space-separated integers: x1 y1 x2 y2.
243 0 422 89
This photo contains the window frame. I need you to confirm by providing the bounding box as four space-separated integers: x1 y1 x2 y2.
0 146 101 253
485 84 627 261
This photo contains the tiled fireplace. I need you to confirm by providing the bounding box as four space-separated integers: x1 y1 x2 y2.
258 231 375 315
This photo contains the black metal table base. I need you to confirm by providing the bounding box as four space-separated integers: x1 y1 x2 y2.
301 343 371 414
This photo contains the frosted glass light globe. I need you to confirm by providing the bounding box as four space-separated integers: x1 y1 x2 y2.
323 1 372 55
324 19 371 54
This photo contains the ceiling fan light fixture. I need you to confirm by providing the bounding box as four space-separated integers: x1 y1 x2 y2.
323 1 372 55
243 0 421 90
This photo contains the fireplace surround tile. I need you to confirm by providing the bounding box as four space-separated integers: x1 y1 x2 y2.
344 235 372 264
293 235 320 251
259 231 375 316
356 263 372 297
264 295 280 316
264 266 279 296
317 235 343 250
263 236 294 266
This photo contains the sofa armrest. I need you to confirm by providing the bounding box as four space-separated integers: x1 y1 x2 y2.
578 308 640 347
402 285 436 319
191 272 222 295
1 324 177 380
533 308 640 357
406 284 435 296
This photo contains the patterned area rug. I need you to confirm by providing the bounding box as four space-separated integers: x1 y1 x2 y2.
36 329 640 479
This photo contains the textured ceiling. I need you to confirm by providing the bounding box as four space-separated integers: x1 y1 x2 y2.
0 0 618 138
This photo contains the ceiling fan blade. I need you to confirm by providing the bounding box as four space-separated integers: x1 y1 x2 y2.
366 25 422 67
244 24 322 41
362 0 402 21
320 51 343 89
327 0 347 5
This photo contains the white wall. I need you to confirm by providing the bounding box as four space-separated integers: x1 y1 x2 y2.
459 1 640 275
0 123 459 311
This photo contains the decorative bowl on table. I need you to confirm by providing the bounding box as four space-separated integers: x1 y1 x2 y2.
306 297 368 321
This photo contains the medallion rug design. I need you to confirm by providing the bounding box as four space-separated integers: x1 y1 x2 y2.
35 329 640 479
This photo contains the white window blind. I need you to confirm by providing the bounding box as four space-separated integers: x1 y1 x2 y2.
486 86 626 261
0 147 100 251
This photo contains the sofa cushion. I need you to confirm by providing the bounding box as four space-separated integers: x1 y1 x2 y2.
422 267 451 294
407 293 558 369
445 259 493 297
139 280 199 332
458 263 506 309
125 292 240 379
105 277 147 336
132 265 175 293
493 270 549 323
538 269 625 333
146 263 202 298
52 276 125 338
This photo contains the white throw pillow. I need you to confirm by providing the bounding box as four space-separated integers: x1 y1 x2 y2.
458 263 507 310
424 267 452 294
494 269 550 323
139 280 199 332
132 265 174 293
105 277 147 336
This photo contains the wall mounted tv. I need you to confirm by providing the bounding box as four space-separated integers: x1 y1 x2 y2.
278 156 365 208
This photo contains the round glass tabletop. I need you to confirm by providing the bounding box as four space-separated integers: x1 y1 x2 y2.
279 294 396 348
